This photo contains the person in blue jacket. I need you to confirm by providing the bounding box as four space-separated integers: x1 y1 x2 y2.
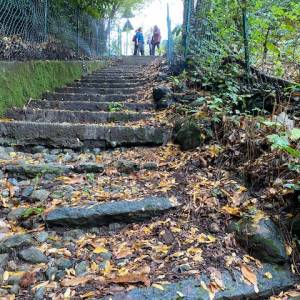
135 27 145 56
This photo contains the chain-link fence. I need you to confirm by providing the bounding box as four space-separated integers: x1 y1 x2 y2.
181 0 300 110
0 0 119 60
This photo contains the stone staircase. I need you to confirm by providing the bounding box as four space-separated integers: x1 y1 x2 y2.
0 56 170 149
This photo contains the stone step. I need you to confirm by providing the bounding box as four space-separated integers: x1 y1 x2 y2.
69 82 141 89
78 78 147 84
104 263 297 300
0 121 170 149
45 196 179 227
43 92 139 102
55 87 138 95
2 162 105 178
28 100 154 112
6 108 152 124
84 75 143 80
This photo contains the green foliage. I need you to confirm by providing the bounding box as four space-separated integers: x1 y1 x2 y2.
21 207 45 219
0 61 104 115
108 103 124 112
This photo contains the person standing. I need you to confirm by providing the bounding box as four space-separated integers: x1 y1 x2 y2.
147 28 153 55
132 30 138 55
151 25 161 56
135 27 145 56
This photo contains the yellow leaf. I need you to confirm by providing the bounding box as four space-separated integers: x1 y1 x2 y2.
80 291 96 299
197 233 216 244
93 246 108 254
90 261 99 272
64 287 71 299
264 272 273 279
221 206 241 216
285 245 293 256
152 283 165 291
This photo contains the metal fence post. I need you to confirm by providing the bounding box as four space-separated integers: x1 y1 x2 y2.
44 0 48 42
184 0 192 61
242 2 250 78
167 3 173 64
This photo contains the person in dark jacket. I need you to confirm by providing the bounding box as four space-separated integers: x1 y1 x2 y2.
135 27 145 56
132 30 138 55
151 25 161 56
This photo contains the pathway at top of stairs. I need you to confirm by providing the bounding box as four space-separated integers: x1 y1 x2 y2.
0 56 171 149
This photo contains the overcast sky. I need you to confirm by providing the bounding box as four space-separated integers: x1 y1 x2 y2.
129 0 183 39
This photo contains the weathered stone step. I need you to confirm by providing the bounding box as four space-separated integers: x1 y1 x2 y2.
0 121 170 149
84 75 143 81
55 87 138 95
104 263 297 300
69 82 141 89
28 100 154 112
2 162 104 178
78 78 147 84
6 108 152 124
45 196 179 227
43 92 139 102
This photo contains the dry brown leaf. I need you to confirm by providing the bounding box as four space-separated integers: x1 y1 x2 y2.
110 273 151 287
61 276 95 287
241 265 259 293
20 272 36 288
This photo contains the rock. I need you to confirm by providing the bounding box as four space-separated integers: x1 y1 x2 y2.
173 263 191 273
8 178 18 186
209 222 220 234
75 261 89 276
36 232 49 243
55 258 73 270
63 153 73 162
45 266 58 281
143 162 158 170
34 287 46 300
229 214 288 263
0 288 8 296
117 160 140 174
44 154 57 163
153 85 173 109
32 146 46 154
63 229 84 241
173 119 203 151
30 189 50 202
0 234 34 253
103 264 297 300
7 207 27 221
74 163 104 173
10 284 20 295
1 190 9 197
0 170 4 180
21 186 34 199
19 247 48 264
0 220 10 233
190 98 206 107
45 196 179 228
0 146 10 160
292 214 300 239
109 223 124 231
93 148 101 155
7 274 22 285
0 253 9 268
55 270 65 280
99 251 112 261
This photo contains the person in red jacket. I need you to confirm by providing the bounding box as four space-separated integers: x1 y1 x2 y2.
151 25 161 56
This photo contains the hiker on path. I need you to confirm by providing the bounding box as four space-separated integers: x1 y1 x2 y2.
151 25 161 56
133 30 138 55
135 27 145 56
147 28 153 55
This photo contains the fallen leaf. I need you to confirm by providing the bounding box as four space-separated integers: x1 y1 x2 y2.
80 291 96 299
93 246 108 254
152 283 165 291
241 265 259 293
110 273 150 287
221 205 241 216
61 276 95 287
20 272 36 288
264 272 273 279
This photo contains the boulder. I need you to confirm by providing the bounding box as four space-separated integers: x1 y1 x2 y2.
153 85 173 109
173 120 203 151
45 196 179 227
117 160 140 174
19 247 48 264
0 234 34 253
0 253 9 269
228 214 288 263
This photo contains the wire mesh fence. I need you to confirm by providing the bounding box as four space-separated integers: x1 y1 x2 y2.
0 0 118 60
181 0 300 113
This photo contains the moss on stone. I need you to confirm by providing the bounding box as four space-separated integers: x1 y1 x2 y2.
0 60 104 115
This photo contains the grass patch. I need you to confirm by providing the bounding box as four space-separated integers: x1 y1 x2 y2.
0 60 104 115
